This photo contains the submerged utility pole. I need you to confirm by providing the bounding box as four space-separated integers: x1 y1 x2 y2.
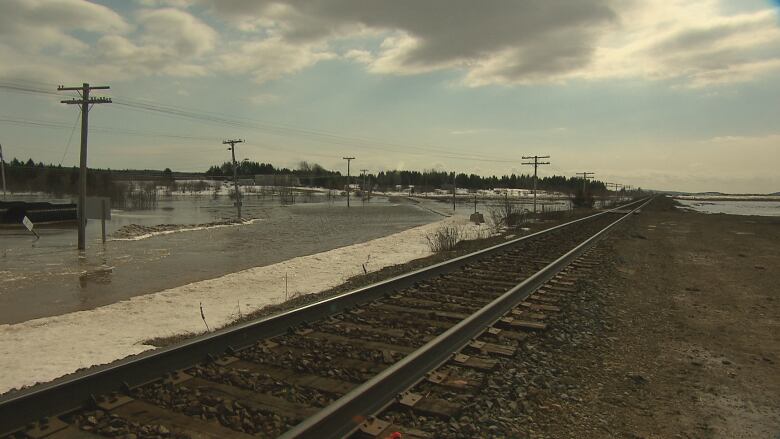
360 169 368 193
360 169 370 203
223 139 244 219
522 154 550 215
343 157 355 207
0 143 6 199
577 172 595 193
452 172 456 212
59 83 112 251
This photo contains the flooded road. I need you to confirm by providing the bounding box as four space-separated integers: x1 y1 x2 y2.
0 194 439 324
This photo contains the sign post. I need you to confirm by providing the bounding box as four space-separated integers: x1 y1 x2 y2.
101 198 108 243
86 197 111 244
0 143 6 199
22 216 39 240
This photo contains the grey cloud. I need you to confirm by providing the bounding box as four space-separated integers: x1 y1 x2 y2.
198 0 618 82
638 10 780 85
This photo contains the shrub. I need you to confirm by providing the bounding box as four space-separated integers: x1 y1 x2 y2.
425 225 461 252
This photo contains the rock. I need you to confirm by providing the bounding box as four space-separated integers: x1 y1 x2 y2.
626 373 648 384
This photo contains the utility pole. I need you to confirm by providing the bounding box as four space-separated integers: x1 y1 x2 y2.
360 169 368 192
0 143 6 199
343 157 355 207
606 182 621 206
223 139 244 219
452 172 456 212
577 172 595 193
522 154 550 215
59 83 111 251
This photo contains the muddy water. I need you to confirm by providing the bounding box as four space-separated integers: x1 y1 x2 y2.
0 194 438 324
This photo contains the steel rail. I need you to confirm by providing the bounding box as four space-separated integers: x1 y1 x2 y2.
0 198 646 435
281 197 653 439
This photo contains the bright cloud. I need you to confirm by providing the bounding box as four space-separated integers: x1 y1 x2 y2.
190 0 780 87
581 1 780 87
1 0 777 87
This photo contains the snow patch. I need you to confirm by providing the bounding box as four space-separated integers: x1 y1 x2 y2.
111 219 262 241
0 216 491 394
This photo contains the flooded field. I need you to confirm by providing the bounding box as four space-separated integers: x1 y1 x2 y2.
0 193 441 323
0 190 610 324
675 199 780 217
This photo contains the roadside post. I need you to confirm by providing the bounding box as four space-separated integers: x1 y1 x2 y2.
86 197 111 243
22 216 39 240
101 198 108 243
0 143 6 199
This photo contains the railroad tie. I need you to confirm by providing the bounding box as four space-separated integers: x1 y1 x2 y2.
395 391 460 418
450 353 498 371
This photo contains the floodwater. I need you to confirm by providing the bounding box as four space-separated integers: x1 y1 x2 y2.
0 193 440 324
675 199 780 217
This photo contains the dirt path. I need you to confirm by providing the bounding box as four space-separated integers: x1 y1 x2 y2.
541 196 780 438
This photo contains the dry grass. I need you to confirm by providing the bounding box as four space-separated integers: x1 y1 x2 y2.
425 225 461 252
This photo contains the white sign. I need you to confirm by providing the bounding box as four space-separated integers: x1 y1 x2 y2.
22 215 33 231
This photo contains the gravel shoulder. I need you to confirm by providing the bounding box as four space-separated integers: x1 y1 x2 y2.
534 196 780 438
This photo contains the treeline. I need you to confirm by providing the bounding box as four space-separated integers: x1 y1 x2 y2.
205 160 342 186
1 158 125 200
204 160 610 194
372 170 608 194
3 156 619 198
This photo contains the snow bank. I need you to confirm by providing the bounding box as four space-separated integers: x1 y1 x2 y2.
111 219 261 241
0 216 491 394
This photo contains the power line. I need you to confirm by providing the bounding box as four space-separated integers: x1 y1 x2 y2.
0 116 219 141
0 79 521 164
59 110 81 166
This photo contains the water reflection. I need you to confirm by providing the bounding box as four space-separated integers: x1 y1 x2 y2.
0 194 437 324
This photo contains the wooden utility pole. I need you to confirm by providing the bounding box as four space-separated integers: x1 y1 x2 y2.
0 143 6 199
522 154 550 215
223 139 244 219
343 157 355 207
360 169 367 189
452 172 456 212
59 83 111 251
577 172 595 193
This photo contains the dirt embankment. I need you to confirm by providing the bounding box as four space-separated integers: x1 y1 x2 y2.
534 196 780 438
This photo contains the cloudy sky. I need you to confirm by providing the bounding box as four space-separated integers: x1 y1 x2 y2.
0 0 778 193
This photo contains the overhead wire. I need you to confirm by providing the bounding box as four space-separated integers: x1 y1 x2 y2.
59 109 80 166
0 79 517 164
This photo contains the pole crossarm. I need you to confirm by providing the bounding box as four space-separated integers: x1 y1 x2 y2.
60 97 112 105
58 83 111 250
58 85 110 91
575 172 595 194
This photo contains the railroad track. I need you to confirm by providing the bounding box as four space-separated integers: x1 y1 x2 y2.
1 197 651 439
